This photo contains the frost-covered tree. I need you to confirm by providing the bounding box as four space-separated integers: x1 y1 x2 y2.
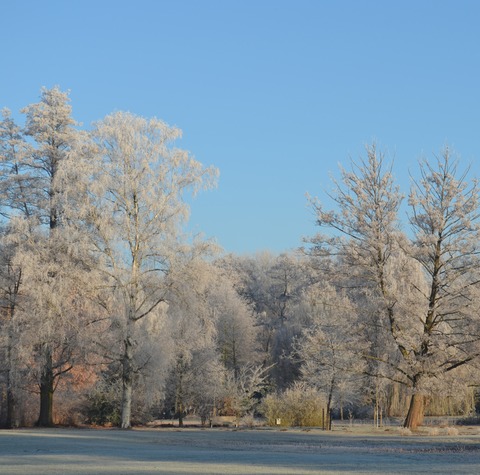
0 88 92 427
0 232 23 428
217 252 312 389
163 258 258 426
162 259 220 426
21 88 91 427
223 363 271 425
0 109 31 427
84 111 217 428
309 144 480 429
214 275 258 376
402 150 480 428
294 284 365 420
308 144 404 419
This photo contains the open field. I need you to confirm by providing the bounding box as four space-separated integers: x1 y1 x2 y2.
1 426 480 474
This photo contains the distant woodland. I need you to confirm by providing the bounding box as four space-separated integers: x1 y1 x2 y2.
1 87 480 430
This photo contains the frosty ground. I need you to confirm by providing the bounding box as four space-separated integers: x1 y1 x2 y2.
1 426 480 474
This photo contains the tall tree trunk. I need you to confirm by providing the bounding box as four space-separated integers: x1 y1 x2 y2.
4 317 15 428
176 356 185 428
404 392 425 429
5 343 15 428
387 381 401 417
5 386 15 429
177 395 184 427
37 347 54 427
324 376 334 431
121 336 134 429
36 180 58 429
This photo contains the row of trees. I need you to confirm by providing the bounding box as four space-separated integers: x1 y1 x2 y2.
0 87 219 428
1 88 480 430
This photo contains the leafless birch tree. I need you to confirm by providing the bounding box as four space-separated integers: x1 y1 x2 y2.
84 111 217 428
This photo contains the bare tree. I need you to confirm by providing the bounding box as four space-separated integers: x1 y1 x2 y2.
0 109 30 427
294 283 365 421
224 363 271 426
308 144 480 429
163 258 258 426
217 251 313 389
84 111 217 428
308 143 404 421
402 149 480 428
0 234 23 428
0 88 91 427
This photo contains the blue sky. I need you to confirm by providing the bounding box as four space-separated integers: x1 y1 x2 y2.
2 0 480 254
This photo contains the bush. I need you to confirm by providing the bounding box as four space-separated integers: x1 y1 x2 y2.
261 383 326 427
81 369 122 427
398 427 412 436
84 390 121 426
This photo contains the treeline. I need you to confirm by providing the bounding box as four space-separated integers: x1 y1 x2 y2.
1 88 480 430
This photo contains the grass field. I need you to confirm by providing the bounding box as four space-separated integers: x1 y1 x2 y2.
1 425 480 474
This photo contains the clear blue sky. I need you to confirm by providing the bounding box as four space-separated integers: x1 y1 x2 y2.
2 0 480 254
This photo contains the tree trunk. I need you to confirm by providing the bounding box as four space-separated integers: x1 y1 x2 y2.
3 303 17 428
387 382 401 417
5 363 15 428
121 337 133 429
176 357 184 428
324 377 334 431
177 402 184 427
37 347 54 427
36 197 58 429
4 330 15 428
404 392 425 429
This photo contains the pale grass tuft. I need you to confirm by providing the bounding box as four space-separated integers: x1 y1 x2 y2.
398 427 412 436
444 427 459 436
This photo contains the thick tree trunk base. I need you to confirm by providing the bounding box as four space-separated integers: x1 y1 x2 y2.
37 375 54 427
37 348 55 427
4 388 15 429
36 390 54 427
404 393 425 429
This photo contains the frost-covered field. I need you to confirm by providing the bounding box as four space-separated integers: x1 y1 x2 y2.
1 426 480 474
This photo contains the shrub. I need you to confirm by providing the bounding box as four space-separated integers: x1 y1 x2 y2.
84 390 121 426
261 383 326 427
81 369 122 427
